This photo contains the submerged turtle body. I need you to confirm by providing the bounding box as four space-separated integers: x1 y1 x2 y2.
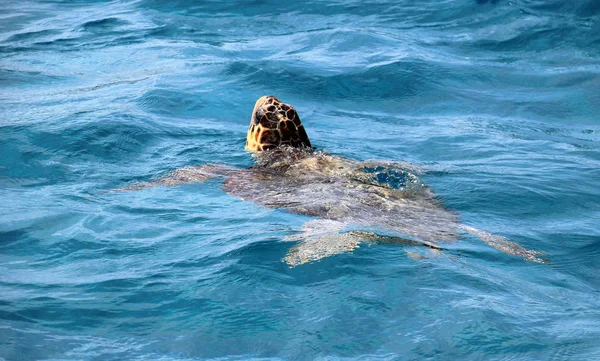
127 96 545 266
222 149 458 243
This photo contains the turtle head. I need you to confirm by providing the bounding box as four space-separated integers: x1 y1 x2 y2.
245 96 312 152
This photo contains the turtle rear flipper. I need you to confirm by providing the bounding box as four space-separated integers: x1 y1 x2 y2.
282 219 354 266
459 225 547 264
282 219 445 267
283 231 363 267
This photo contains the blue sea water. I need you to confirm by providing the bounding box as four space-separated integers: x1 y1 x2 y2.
1 0 600 359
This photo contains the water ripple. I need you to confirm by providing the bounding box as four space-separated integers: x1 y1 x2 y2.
1 0 599 359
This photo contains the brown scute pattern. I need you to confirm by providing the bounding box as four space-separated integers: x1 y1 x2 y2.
260 130 280 144
285 120 297 132
278 120 294 140
245 96 312 153
286 109 296 120
259 115 271 126
297 125 310 147
291 113 301 126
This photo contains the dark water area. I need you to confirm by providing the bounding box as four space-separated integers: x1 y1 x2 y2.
1 0 600 360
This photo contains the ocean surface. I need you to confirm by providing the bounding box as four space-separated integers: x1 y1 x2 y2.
1 0 600 360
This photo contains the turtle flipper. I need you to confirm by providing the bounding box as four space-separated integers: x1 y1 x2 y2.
282 219 355 266
282 219 445 267
116 164 239 191
459 225 547 263
283 231 364 267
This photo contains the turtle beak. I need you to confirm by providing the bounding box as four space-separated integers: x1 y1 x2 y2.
255 96 269 106
251 96 269 125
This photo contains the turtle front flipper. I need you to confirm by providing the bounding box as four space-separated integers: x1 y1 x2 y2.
116 164 240 191
282 219 446 267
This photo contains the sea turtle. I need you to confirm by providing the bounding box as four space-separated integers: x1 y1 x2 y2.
124 96 545 266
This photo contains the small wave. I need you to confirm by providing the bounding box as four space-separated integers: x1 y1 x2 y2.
79 17 131 32
1 0 600 359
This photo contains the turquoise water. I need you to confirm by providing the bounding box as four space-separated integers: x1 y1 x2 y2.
1 0 600 359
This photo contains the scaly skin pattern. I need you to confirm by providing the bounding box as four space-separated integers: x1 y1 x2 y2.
245 96 311 152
